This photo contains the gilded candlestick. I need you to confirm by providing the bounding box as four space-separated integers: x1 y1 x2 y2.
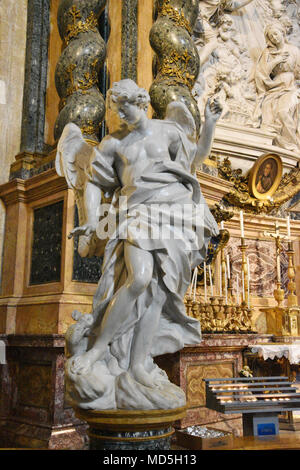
287 241 298 307
238 237 249 306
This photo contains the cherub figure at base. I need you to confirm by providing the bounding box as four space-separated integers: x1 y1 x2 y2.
56 79 221 411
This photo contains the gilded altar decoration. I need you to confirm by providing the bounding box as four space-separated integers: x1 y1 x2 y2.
55 0 107 143
261 223 300 338
210 203 234 224
248 154 282 201
217 154 300 214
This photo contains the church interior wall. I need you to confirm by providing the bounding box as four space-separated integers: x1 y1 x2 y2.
0 0 300 449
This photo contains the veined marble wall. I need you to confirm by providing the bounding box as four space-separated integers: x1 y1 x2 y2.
0 1 27 177
0 0 27 279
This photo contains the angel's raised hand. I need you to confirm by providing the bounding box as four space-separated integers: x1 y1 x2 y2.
204 97 223 123
68 223 96 239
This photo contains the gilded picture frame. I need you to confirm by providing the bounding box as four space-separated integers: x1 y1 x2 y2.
248 153 282 200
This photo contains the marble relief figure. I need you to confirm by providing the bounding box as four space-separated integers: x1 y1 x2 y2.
56 79 221 410
193 0 300 154
253 22 300 152
194 0 255 64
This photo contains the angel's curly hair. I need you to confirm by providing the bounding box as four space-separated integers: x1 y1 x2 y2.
107 79 150 111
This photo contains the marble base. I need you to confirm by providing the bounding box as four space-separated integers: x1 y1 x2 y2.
74 407 187 451
0 335 87 449
155 334 272 435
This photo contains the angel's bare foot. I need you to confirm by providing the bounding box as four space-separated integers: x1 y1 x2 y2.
130 364 161 389
70 348 101 375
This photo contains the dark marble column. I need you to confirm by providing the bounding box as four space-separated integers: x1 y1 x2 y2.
149 0 201 133
121 0 138 81
54 0 108 143
20 0 51 155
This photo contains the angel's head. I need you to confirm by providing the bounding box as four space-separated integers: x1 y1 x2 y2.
107 79 150 125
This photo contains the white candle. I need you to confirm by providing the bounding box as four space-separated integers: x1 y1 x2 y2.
204 262 207 303
277 256 281 284
226 254 231 280
287 215 291 238
192 267 198 302
208 265 214 297
220 221 224 230
240 210 244 238
219 262 222 297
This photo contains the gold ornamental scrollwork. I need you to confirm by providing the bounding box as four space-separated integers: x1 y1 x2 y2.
158 0 192 33
66 59 100 97
66 6 99 45
158 50 195 90
217 155 300 214
80 120 101 136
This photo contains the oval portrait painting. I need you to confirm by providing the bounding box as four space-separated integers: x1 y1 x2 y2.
249 153 282 200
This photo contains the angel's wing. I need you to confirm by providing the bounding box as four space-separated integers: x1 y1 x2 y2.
56 122 95 228
164 101 196 139
56 123 106 258
56 122 94 190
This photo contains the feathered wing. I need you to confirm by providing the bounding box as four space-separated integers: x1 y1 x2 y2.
56 123 105 257
164 101 196 140
56 122 95 227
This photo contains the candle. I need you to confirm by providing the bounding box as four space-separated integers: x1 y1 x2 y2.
204 262 207 303
277 255 281 284
247 256 250 308
226 254 231 280
240 210 244 238
208 265 214 297
192 267 198 302
219 262 222 297
220 221 224 230
287 215 291 238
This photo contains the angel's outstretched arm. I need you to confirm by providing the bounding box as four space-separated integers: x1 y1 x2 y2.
193 98 222 167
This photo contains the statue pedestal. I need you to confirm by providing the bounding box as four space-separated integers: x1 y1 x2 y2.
74 407 187 450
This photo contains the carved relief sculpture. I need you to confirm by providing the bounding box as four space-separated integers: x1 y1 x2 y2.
253 22 300 152
56 79 222 410
193 0 300 154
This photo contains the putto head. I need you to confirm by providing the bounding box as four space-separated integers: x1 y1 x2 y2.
107 79 150 112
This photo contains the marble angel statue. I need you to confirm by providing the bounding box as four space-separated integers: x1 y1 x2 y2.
253 22 300 152
56 79 221 411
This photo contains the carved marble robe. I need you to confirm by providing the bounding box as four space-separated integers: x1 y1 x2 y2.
61 116 219 410
253 42 300 151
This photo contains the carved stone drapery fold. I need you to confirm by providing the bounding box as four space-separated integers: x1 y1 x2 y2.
149 0 200 133
54 0 107 143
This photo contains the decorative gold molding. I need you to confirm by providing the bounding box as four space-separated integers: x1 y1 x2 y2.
217 156 300 214
65 7 98 45
158 0 192 34
74 406 187 432
158 50 195 90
